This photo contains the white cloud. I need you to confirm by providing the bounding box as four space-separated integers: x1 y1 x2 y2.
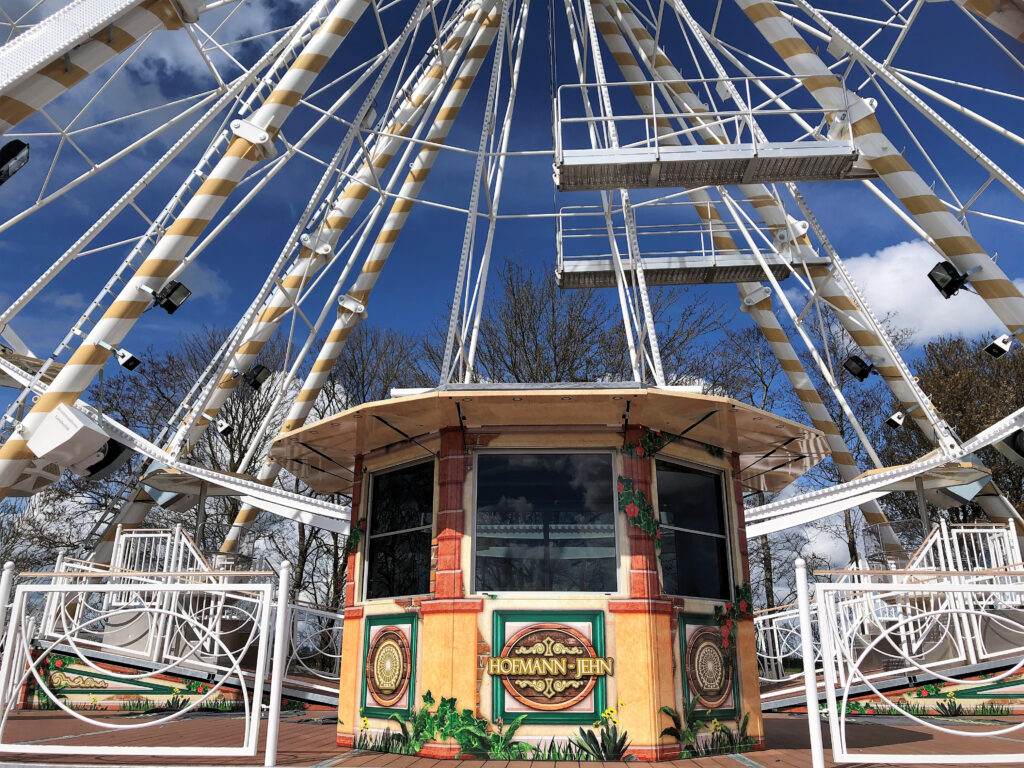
179 261 230 302
42 291 86 310
842 239 1020 345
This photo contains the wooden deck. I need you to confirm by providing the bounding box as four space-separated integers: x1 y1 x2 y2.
2 712 1023 767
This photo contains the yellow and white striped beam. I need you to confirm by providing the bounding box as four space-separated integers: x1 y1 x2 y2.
738 0 1024 532
595 0 901 550
171 0 492 452
954 0 1024 42
94 0 495 562
0 0 189 135
0 0 374 504
737 0 1024 336
220 3 500 553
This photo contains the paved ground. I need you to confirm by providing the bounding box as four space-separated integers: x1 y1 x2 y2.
1 712 1023 767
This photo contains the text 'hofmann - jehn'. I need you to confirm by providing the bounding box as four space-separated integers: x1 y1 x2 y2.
486 656 614 679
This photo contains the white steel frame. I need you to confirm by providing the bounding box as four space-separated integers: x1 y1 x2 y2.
0 568 286 760
800 565 1024 765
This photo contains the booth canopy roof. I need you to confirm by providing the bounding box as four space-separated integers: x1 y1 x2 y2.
269 385 830 495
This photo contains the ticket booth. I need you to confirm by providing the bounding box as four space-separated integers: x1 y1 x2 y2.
270 385 828 759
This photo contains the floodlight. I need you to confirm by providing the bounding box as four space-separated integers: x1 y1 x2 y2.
885 411 905 429
927 261 968 299
115 348 142 371
243 363 271 389
153 280 191 314
842 355 873 382
215 418 234 436
0 140 29 186
984 334 1012 359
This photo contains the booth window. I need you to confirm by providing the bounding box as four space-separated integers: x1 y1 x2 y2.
475 453 617 592
656 459 730 600
365 461 433 600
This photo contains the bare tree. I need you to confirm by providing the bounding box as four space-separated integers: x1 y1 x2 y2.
424 259 726 384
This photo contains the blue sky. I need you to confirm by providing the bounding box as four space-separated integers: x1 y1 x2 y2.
2 0 1024 415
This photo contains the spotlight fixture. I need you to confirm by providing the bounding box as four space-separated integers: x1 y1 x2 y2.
927 261 969 299
115 348 142 371
141 280 191 314
842 355 873 382
153 280 192 314
0 140 29 186
984 334 1013 359
214 418 234 437
243 363 271 390
885 411 905 429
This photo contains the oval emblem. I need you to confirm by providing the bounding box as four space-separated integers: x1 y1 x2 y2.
366 627 411 707
492 623 610 711
685 626 733 710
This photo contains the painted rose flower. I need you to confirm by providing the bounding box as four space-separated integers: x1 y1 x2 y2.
625 503 639 518
739 599 749 613
55 660 63 668
636 444 645 456
617 481 624 493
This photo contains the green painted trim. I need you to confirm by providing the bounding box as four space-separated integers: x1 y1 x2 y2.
678 611 738 719
954 677 1024 699
360 613 418 719
491 609 606 725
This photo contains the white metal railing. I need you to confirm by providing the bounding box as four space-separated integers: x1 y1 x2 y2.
0 562 292 764
2 528 344 701
554 75 855 163
757 522 1024 698
555 199 828 281
798 561 1024 766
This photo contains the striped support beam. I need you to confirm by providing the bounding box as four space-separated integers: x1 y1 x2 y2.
955 0 1024 41
738 284 901 551
737 0 1023 533
219 4 500 554
0 0 373 504
737 0 1024 336
590 0 735 253
96 0 495 562
173 0 493 452
596 0 900 549
0 0 184 135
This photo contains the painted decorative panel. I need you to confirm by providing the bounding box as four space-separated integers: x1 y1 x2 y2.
361 614 417 718
679 613 737 717
490 610 609 724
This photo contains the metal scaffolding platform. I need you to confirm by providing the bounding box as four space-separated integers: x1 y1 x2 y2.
555 201 830 288
556 251 829 288
555 141 874 192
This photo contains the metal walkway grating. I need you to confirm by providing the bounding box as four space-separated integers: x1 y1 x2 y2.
557 252 831 289
555 142 876 192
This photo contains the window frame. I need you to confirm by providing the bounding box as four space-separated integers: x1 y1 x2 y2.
654 456 734 602
362 456 436 602
470 448 621 597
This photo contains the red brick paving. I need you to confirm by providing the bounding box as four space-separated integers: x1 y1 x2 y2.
2 712 1024 766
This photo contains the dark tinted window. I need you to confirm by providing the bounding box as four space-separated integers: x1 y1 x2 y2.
475 453 616 592
365 462 433 599
656 460 730 600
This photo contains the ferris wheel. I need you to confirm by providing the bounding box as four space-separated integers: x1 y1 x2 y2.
1 0 1024 563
